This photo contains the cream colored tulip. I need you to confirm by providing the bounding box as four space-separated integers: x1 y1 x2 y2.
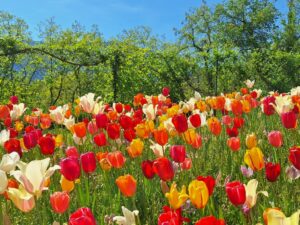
7 186 35 212
113 206 139 225
244 179 268 208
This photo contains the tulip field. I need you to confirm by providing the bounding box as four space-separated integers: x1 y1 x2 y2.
0 80 299 225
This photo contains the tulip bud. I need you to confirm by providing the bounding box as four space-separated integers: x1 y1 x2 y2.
225 181 246 206
60 157 81 181
268 131 283 148
80 152 97 174
170 145 186 163
50 191 70 214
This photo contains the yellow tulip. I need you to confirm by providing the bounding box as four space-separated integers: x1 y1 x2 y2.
244 147 265 171
183 129 196 145
246 133 257 149
55 134 64 147
15 121 24 132
165 183 189 209
60 175 74 192
188 180 209 209
244 179 268 209
127 138 144 158
262 208 300 225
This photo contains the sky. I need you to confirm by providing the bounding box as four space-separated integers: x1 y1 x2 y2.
1 0 289 41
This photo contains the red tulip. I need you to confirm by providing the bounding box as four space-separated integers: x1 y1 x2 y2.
181 158 192 170
141 160 155 179
4 117 12 127
233 117 244 129
225 181 246 206
50 191 70 214
38 136 55 155
4 139 22 157
265 162 281 182
23 132 37 149
262 96 275 116
153 129 168 146
222 115 232 126
226 126 239 137
60 157 81 181
170 145 186 163
73 122 87 138
8 128 18 138
95 113 108 129
119 115 133 130
65 146 80 158
0 105 10 121
162 87 170 96
114 103 123 113
80 152 97 173
123 128 136 142
158 206 189 225
231 100 243 116
107 123 120 140
289 146 300 170
268 131 283 148
87 121 98 135
153 157 174 181
69 207 96 225
172 114 188 133
197 175 216 196
107 151 126 168
10 96 19 104
189 114 201 128
281 111 297 129
93 133 107 147
195 216 225 225
227 137 240 151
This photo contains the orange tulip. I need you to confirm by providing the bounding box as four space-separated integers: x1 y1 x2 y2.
207 117 222 136
73 122 87 138
127 138 144 158
153 129 168 146
115 174 137 197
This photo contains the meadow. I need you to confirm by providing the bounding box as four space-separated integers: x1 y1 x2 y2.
0 81 299 225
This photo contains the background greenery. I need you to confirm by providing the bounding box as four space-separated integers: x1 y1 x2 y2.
0 0 299 107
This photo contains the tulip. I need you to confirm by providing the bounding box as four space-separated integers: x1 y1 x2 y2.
60 175 75 192
226 126 239 137
231 99 243 116
94 132 107 147
225 181 246 206
107 151 126 169
107 123 121 140
289 146 300 170
0 105 10 121
119 115 133 130
65 146 80 158
50 191 70 214
124 128 136 142
141 160 155 179
262 208 299 225
87 121 98 135
172 114 188 133
127 138 144 158
207 117 222 136
0 170 8 194
73 122 87 138
281 111 297 129
158 206 188 225
38 136 56 155
153 129 168 146
262 96 276 116
233 117 244 128
165 183 189 209
11 158 60 197
227 137 240 151
7 186 35 212
170 145 186 163
79 93 98 114
162 87 170 96
80 152 97 173
3 178 19 200
115 174 137 197
69 207 96 225
0 152 20 173
181 158 192 170
4 139 22 157
23 132 37 149
196 175 215 196
222 115 232 126
153 157 174 181
195 216 225 225
265 162 281 182
95 113 108 129
244 179 268 209
192 133 202 149
60 157 81 181
246 133 257 149
244 147 265 171
268 131 283 148
188 180 209 209
113 206 139 225
189 114 201 128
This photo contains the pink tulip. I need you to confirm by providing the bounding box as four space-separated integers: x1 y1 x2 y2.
268 131 283 148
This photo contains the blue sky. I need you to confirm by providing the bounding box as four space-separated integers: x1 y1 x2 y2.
1 0 288 41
